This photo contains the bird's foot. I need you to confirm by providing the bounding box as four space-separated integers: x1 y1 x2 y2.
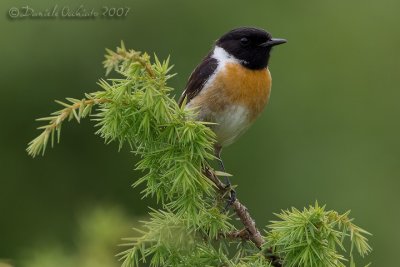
223 184 236 212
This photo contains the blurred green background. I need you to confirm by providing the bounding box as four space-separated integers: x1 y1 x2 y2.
1 0 399 265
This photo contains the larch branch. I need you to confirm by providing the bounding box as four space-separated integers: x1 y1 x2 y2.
204 168 282 267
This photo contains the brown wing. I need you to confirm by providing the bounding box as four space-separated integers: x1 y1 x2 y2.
178 55 218 107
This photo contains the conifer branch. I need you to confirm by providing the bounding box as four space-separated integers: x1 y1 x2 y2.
103 41 155 77
27 42 372 267
27 97 110 157
205 168 264 247
225 228 250 240
205 168 283 266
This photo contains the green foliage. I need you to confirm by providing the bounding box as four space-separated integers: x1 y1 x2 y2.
26 96 102 157
27 43 372 266
265 203 372 267
119 209 232 267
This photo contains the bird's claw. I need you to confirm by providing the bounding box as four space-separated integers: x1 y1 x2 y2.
223 184 236 212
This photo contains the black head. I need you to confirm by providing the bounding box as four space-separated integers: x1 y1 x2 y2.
215 27 286 70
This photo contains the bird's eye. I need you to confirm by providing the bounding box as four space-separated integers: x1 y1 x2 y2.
240 37 250 46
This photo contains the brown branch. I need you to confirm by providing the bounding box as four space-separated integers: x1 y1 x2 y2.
224 228 250 241
232 198 264 248
204 168 282 267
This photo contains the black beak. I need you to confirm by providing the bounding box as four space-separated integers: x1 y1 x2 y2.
259 38 287 48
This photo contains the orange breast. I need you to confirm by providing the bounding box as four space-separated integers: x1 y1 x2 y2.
222 63 271 117
188 62 272 121
186 62 272 146
201 63 271 121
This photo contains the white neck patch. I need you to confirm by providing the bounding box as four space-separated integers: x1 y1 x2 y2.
188 46 245 101
212 46 242 65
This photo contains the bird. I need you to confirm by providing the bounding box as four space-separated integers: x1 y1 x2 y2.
178 27 286 207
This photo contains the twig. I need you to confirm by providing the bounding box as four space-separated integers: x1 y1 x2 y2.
224 228 250 241
27 98 110 157
232 198 264 248
104 43 155 78
118 50 155 78
47 98 109 132
204 168 282 267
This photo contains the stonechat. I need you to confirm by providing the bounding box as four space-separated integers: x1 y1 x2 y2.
179 27 286 206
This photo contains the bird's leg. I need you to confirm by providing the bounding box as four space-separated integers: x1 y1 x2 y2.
218 157 237 210
216 156 229 186
215 146 236 210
